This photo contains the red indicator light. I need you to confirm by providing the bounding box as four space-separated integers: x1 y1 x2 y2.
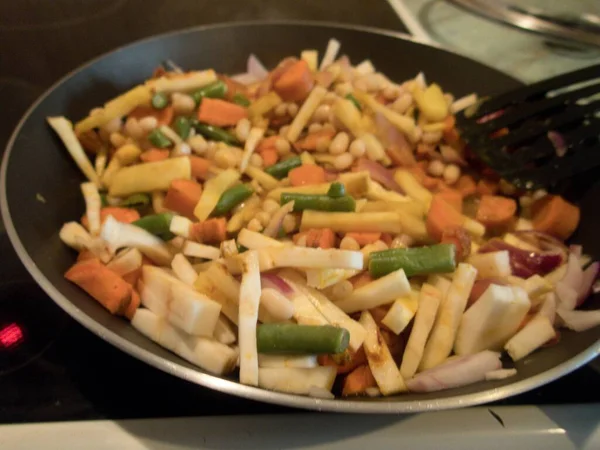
0 323 24 348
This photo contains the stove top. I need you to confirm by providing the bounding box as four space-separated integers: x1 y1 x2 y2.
0 0 598 425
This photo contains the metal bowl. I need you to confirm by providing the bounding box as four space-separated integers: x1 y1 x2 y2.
2 22 599 413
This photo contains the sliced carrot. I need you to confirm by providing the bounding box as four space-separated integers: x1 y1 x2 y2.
441 226 471 262
188 155 211 180
140 148 169 163
261 148 279 167
426 194 464 241
342 364 377 397
124 290 141 320
289 164 326 187
77 130 104 154
345 232 382 246
65 258 133 316
129 105 174 126
218 74 248 101
444 115 456 133
435 188 463 213
190 217 227 244
163 179 203 220
477 178 499 196
318 347 367 375
304 228 336 249
292 231 307 245
82 207 140 229
456 174 477 197
273 60 314 102
122 268 142 287
315 70 334 89
257 136 280 153
531 195 580 240
294 129 336 152
197 98 248 127
476 195 517 229
77 250 96 262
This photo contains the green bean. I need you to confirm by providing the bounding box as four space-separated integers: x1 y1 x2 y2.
256 324 350 354
327 182 346 198
280 192 355 212
211 184 254 216
264 156 302 179
191 121 240 146
369 244 456 278
121 193 151 209
345 93 362 111
232 93 251 107
173 116 191 140
191 80 228 105
147 129 172 148
132 213 175 241
151 92 169 110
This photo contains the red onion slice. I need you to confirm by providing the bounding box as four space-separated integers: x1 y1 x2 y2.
479 239 564 278
263 201 295 238
261 273 293 295
548 131 567 157
512 230 569 258
247 54 269 80
373 112 416 167
577 262 599 307
356 158 404 194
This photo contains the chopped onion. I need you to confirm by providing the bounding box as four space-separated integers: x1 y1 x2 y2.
512 230 569 257
548 131 567 157
479 238 564 278
373 112 416 167
557 308 600 332
319 38 341 71
450 93 478 114
578 262 599 307
247 54 269 80
230 73 260 85
356 158 404 194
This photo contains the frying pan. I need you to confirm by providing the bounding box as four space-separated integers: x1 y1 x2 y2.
1 22 598 413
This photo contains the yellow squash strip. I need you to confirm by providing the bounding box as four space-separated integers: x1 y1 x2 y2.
287 86 328 142
300 211 404 234
240 127 265 172
361 200 426 217
244 166 279 191
411 83 449 122
109 157 191 197
248 92 282 118
238 251 261 386
301 49 318 72
300 151 316 165
81 182 102 236
393 169 433 208
47 117 100 185
193 169 240 221
146 70 217 93
74 85 152 133
114 143 142 165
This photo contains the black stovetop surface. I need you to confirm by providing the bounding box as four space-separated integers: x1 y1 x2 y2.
1 0 598 425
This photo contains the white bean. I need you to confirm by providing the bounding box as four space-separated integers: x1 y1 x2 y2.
329 132 350 155
323 92 338 105
316 136 331 153
138 116 158 132
333 153 354 171
312 104 330 123
392 93 413 114
287 103 299 118
235 118 251 142
321 123 336 134
188 135 208 155
443 164 461 185
215 149 237 169
428 160 446 177
349 139 366 158
274 103 288 117
124 117 144 140
109 132 127 148
171 93 196 114
262 198 280 214
279 125 290 136
256 211 272 227
275 138 291 156
332 280 353 300
249 153 263 168
102 117 122 134
296 235 307 247
247 218 263 232
308 123 323 134
382 85 402 101
282 214 298 234
340 236 360 251
334 82 353 97
373 240 389 251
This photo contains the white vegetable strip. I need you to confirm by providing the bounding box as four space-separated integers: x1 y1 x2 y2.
237 228 284 249
407 351 502 393
260 288 295 321
287 86 328 142
381 291 419 335
504 316 555 361
131 308 236 375
400 284 441 379
213 316 237 345
47 117 100 185
280 271 366 352
59 221 93 251
557 308 600 332
194 169 240 221
335 268 411 314
420 263 478 370
555 281 578 311
240 127 265 172
169 216 192 239
263 201 294 238
536 292 557 324
360 310 407 395
428 274 452 298
305 268 356 289
301 49 318 72
455 285 530 355
171 254 197 285
450 93 478 114
81 182 101 236
183 241 221 260
468 251 511 279
101 216 173 266
169 282 221 336
238 251 261 386
267 246 363 271
258 367 336 395
319 38 341 70
146 70 217 93
258 354 318 369
485 368 517 381
106 248 143 276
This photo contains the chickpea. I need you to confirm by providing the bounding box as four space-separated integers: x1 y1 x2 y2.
443 164 461 185
275 138 291 156
171 93 196 114
340 236 360 251
188 135 208 155
235 118 251 142
428 160 446 177
333 153 354 171
349 139 366 158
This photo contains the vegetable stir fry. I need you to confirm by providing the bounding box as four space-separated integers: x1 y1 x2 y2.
51 39 599 399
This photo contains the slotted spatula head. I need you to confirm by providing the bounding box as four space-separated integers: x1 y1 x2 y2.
456 64 600 190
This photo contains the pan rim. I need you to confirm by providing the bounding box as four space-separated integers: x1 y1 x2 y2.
1 20 597 413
